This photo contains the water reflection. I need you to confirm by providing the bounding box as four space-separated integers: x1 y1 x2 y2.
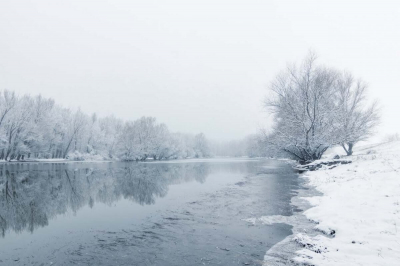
0 162 213 237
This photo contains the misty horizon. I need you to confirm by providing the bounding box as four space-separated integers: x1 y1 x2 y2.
1 1 399 141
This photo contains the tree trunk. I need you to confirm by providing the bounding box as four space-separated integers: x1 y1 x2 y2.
342 142 354 156
5 149 11 162
64 137 74 158
347 142 354 156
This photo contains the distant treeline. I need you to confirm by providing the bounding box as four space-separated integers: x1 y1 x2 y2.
0 90 210 161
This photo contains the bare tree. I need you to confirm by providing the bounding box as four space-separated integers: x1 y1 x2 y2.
264 53 340 163
0 90 17 129
86 113 98 153
63 109 87 158
193 133 210 158
264 53 379 162
2 96 35 161
98 115 123 158
335 73 380 155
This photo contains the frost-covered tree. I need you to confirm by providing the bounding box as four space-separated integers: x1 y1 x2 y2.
163 133 195 159
335 73 380 155
245 134 267 158
134 117 159 160
116 117 206 161
26 95 56 158
0 90 17 130
2 96 35 161
151 123 170 160
63 109 87 158
85 113 98 153
193 133 210 158
98 115 123 158
117 121 140 161
264 54 339 162
117 117 160 161
264 53 379 162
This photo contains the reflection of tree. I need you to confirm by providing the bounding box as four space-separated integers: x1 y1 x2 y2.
115 165 169 205
191 163 209 183
0 170 49 236
0 162 210 237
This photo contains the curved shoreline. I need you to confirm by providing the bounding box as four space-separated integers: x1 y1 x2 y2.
263 172 321 265
264 143 400 266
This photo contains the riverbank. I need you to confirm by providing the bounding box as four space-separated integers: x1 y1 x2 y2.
266 141 400 265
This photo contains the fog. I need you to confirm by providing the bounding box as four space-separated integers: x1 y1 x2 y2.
1 0 399 141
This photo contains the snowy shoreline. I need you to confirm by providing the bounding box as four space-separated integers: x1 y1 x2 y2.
242 159 321 265
261 142 400 265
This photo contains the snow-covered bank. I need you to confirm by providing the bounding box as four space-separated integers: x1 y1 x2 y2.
242 142 400 265
293 141 400 265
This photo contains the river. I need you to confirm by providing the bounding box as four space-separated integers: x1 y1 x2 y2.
0 158 299 265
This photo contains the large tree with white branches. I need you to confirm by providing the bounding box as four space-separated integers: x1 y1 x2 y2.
264 53 379 162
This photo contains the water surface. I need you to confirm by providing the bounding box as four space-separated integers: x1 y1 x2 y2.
0 158 298 265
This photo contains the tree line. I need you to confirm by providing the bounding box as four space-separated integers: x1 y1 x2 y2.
262 53 380 163
0 90 210 161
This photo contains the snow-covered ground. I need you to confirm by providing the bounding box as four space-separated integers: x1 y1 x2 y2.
292 141 400 265
243 142 400 265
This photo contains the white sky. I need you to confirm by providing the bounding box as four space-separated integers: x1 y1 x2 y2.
0 0 399 141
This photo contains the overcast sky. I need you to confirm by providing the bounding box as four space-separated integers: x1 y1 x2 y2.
1 0 399 141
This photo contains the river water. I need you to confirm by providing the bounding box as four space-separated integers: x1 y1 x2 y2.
0 158 299 266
